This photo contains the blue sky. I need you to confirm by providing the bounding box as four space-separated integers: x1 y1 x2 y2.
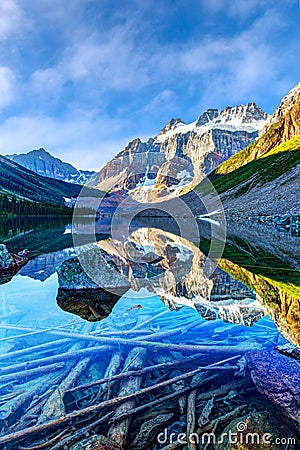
0 0 299 170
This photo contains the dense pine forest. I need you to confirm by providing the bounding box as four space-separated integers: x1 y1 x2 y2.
0 194 73 217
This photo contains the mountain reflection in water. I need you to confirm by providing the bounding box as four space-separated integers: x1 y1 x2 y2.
0 216 299 449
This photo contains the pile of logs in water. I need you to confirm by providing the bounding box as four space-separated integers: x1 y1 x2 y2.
0 310 298 449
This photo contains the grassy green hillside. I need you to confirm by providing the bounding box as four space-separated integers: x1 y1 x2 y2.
208 135 300 197
212 84 300 177
0 155 83 204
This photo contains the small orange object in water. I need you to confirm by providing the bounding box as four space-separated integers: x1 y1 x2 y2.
126 304 143 311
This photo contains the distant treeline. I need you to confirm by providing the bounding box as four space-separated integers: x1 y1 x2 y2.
0 193 99 218
0 194 73 217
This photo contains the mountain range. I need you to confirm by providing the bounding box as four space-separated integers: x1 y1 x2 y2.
6 148 96 185
0 154 83 205
1 83 299 216
92 102 269 201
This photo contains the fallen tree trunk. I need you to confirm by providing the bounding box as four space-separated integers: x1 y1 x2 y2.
0 325 260 354
108 347 147 448
0 360 237 446
0 346 110 379
66 354 240 395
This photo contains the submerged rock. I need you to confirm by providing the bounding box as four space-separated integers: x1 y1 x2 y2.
57 287 126 321
0 244 28 273
248 350 300 422
56 245 130 292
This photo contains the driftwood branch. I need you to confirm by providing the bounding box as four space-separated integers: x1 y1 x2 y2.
0 358 238 446
0 324 261 353
0 345 111 379
66 354 240 395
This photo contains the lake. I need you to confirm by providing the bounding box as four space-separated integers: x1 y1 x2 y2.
0 216 299 449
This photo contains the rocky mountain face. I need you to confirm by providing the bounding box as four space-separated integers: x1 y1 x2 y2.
206 82 300 216
93 103 269 201
0 154 83 204
214 82 300 175
6 148 96 185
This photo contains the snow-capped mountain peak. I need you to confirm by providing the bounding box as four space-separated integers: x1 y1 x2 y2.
93 101 269 202
159 118 186 134
156 102 269 143
261 82 300 134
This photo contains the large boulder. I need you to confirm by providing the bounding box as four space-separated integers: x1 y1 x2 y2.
56 287 124 321
248 350 300 422
56 245 130 292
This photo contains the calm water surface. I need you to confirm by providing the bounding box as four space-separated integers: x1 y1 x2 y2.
0 218 299 449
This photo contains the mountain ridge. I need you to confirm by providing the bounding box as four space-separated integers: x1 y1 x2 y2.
0 154 84 205
6 148 96 185
213 83 300 176
203 82 300 216
92 102 269 201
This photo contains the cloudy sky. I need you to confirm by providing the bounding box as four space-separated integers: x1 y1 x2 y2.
0 0 299 170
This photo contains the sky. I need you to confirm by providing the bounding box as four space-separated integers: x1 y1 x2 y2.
0 0 299 170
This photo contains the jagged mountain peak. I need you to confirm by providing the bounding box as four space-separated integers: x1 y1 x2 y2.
29 147 49 155
279 82 300 111
6 148 96 185
155 102 269 145
265 82 300 129
218 102 268 124
160 118 186 134
94 100 269 199
196 108 219 126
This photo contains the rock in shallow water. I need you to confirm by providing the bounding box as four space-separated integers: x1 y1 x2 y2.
56 287 125 321
0 244 28 273
248 350 300 423
56 245 130 292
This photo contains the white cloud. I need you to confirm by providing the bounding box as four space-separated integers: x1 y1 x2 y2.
31 68 65 96
203 0 272 19
0 0 21 39
0 111 134 170
0 66 16 110
144 90 177 113
174 8 287 109
0 0 297 171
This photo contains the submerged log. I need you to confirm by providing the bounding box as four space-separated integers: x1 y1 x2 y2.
132 413 174 449
110 374 218 424
38 357 91 423
0 324 262 353
66 354 240 395
0 346 110 379
95 350 123 402
197 397 214 428
187 390 197 450
108 347 147 448
0 363 65 384
132 309 169 330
